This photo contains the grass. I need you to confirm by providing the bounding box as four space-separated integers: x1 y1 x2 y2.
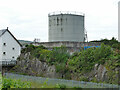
0 72 2 89
1 71 119 88
30 81 57 88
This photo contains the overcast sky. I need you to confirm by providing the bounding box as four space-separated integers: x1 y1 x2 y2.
0 0 119 42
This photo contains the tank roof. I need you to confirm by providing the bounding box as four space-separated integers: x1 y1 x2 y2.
48 11 85 16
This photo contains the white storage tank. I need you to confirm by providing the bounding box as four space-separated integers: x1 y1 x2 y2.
48 11 85 42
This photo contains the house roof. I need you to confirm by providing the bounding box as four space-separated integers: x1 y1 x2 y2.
0 29 7 37
0 29 22 47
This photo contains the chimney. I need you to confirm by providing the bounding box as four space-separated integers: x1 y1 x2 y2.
7 27 8 30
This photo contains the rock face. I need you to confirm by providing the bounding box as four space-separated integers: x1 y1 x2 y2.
93 64 107 81
12 52 118 83
97 64 107 81
13 52 61 78
82 64 108 82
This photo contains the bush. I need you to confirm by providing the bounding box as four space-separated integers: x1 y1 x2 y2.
112 43 120 49
68 43 113 74
79 76 89 82
55 84 67 89
47 46 69 64
73 86 82 89
2 78 31 88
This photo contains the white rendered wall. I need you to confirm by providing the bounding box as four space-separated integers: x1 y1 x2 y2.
0 37 2 61
49 14 85 42
0 31 21 61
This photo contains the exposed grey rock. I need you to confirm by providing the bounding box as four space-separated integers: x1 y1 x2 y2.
95 64 98 69
13 52 118 83
14 53 59 78
96 64 107 81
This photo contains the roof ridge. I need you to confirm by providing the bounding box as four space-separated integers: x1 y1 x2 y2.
0 29 7 37
0 29 22 47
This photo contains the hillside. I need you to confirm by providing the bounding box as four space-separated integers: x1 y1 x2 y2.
11 40 120 85
18 40 32 45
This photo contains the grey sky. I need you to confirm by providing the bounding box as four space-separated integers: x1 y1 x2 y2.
0 0 119 42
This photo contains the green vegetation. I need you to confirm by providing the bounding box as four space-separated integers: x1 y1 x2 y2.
91 37 120 49
0 72 31 89
21 45 70 78
68 43 112 74
2 77 31 88
0 73 2 89
18 40 32 45
55 84 67 89
1 76 82 88
17 38 120 84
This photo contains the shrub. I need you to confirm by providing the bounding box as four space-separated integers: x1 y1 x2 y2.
55 84 66 89
73 86 82 89
2 78 31 88
68 43 113 74
79 76 89 82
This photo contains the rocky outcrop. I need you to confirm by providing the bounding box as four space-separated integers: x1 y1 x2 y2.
86 63 119 83
12 52 119 84
12 52 61 78
93 64 107 81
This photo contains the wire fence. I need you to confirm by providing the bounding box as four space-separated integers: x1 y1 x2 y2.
4 73 120 88
0 60 16 66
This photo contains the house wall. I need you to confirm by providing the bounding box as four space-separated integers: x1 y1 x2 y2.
0 37 2 61
0 31 21 61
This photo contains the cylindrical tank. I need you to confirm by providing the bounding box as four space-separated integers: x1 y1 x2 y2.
48 11 85 42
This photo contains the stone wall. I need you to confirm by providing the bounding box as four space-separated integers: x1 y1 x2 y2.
32 41 101 48
31 41 101 54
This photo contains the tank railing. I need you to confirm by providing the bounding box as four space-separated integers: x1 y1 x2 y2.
48 11 85 16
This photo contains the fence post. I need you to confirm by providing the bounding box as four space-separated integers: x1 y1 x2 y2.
72 80 73 87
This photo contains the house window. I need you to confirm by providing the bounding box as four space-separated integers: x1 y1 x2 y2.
3 52 6 55
12 56 15 59
12 48 15 50
3 43 6 46
57 17 59 25
61 28 63 32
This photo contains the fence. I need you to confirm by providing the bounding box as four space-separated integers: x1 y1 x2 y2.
4 73 120 88
0 60 16 66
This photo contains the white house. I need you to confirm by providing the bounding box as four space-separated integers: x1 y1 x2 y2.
0 28 21 64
